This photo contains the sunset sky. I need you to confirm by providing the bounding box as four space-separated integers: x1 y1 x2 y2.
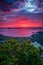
0 0 43 28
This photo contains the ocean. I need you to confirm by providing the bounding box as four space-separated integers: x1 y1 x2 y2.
0 28 43 37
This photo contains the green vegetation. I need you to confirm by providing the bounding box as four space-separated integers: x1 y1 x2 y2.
0 39 43 65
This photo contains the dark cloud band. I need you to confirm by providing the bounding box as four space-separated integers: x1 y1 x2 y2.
0 0 25 11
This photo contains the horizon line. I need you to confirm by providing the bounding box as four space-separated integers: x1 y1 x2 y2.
0 27 43 29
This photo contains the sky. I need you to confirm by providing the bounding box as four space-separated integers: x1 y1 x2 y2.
0 0 43 28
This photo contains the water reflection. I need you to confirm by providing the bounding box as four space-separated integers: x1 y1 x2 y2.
0 28 43 37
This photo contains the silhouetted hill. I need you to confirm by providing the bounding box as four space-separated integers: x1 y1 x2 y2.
30 31 43 45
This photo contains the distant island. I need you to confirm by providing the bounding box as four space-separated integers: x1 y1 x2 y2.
0 27 43 29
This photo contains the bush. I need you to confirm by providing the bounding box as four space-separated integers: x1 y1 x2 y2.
0 39 43 65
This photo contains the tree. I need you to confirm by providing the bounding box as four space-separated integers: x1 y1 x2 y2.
0 39 43 65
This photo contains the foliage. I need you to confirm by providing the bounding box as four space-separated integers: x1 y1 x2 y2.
0 39 43 65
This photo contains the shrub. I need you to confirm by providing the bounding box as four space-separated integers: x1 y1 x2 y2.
0 39 43 65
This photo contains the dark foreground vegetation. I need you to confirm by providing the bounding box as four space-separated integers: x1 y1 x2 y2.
0 38 43 65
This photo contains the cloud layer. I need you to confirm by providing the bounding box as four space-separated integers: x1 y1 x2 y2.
0 0 43 11
0 0 43 28
0 0 25 11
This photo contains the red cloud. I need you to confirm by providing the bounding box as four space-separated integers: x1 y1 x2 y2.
0 16 43 28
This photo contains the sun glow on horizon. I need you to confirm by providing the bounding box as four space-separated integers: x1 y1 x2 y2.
21 24 30 27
